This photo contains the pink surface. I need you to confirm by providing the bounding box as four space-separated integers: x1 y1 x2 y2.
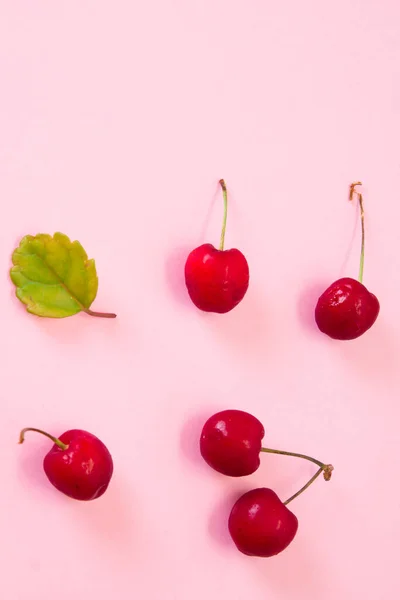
0 1 399 598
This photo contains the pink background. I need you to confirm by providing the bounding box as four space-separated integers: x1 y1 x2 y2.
0 1 399 598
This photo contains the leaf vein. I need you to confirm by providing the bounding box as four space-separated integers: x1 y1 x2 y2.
16 247 87 312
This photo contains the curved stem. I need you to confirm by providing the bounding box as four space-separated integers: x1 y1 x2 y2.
261 447 325 469
83 309 117 319
260 447 334 505
349 182 365 283
19 427 68 451
284 467 323 505
218 179 228 251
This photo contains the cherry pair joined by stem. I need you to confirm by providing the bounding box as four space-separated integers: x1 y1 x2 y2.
19 427 113 501
200 409 333 557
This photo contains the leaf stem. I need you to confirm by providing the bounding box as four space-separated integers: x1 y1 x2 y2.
349 182 365 284
19 427 68 451
219 179 228 251
83 309 117 319
260 447 333 505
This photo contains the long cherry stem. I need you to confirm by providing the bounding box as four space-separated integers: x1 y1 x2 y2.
261 447 325 468
284 467 324 505
19 427 68 451
349 181 365 283
260 446 333 505
219 179 228 251
83 309 117 318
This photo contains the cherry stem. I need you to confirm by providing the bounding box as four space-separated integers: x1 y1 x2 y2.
349 182 365 283
284 467 324 505
261 447 325 468
219 179 228 251
18 427 68 451
260 447 333 505
83 309 117 319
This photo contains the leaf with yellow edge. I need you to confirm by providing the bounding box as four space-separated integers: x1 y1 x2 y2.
10 232 116 319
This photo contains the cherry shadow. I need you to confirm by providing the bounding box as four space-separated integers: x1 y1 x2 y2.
164 245 192 308
297 280 328 336
253 536 326 600
339 200 361 277
164 181 225 308
19 442 135 559
338 320 399 384
207 288 270 360
165 180 253 342
208 489 247 549
198 182 222 244
180 410 216 468
297 197 360 338
72 478 135 558
208 483 327 600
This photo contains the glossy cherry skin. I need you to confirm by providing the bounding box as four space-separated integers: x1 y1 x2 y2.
200 409 264 477
315 277 380 340
184 243 249 313
43 430 114 501
228 488 298 557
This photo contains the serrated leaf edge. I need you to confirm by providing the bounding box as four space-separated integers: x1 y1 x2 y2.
10 232 97 317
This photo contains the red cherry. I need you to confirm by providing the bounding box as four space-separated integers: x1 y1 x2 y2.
19 427 113 501
315 182 380 340
315 277 380 340
185 244 249 313
228 488 298 557
200 409 264 477
185 180 249 313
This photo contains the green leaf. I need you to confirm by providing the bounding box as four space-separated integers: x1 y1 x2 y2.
10 232 116 319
